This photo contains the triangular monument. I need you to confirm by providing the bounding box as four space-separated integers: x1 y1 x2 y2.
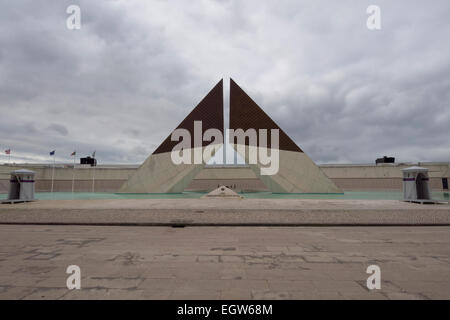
120 78 341 194
119 79 224 193
229 79 341 193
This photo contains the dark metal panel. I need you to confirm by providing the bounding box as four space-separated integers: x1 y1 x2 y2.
153 79 224 155
229 79 303 153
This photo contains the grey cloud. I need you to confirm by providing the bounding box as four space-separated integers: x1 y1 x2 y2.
47 123 69 136
0 0 449 165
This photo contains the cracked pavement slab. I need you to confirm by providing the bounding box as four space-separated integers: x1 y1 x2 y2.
0 225 449 299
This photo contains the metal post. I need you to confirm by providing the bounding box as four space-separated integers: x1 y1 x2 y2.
92 165 95 193
72 155 75 194
51 156 55 194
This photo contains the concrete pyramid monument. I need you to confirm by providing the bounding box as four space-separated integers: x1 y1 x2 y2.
120 78 341 194
229 79 341 193
119 79 224 193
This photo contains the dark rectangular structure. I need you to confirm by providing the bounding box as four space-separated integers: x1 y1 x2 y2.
443 178 449 190
80 156 97 167
376 156 395 164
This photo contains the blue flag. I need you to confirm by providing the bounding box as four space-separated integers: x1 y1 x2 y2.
50 150 55 156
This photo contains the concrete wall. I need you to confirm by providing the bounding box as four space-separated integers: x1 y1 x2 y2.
119 147 218 193
228 145 341 193
0 164 135 193
190 163 449 192
320 162 450 191
1 162 449 193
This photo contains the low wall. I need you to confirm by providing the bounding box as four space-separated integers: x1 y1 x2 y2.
331 177 445 191
1 162 449 193
320 162 449 191
0 165 135 193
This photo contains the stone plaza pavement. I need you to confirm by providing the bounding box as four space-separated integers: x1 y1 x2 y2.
0 224 449 299
1 199 449 225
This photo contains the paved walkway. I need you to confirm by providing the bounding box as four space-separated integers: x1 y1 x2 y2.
1 199 449 225
0 225 449 299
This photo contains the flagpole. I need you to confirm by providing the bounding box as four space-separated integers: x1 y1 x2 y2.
91 151 96 193
51 155 55 194
72 153 76 195
92 165 95 193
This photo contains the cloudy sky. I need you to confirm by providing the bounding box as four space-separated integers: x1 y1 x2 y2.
0 0 449 165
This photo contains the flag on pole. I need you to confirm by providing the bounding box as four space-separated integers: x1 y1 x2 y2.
50 150 56 194
91 151 96 193
71 150 76 194
5 149 10 155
